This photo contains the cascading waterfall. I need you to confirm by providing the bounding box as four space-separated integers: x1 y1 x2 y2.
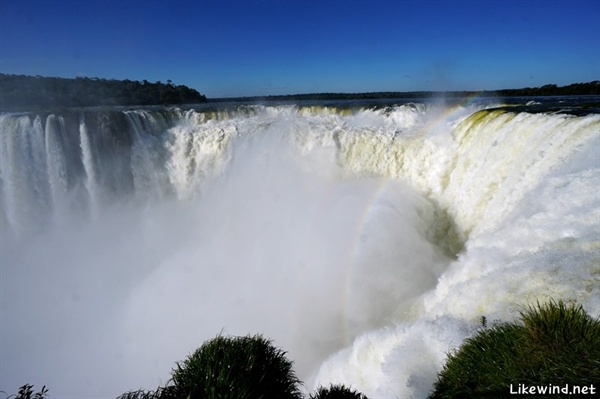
0 101 598 398
79 115 99 220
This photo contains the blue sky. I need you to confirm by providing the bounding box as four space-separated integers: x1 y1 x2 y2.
1 0 599 98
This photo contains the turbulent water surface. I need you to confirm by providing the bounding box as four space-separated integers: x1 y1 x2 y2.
1 97 599 398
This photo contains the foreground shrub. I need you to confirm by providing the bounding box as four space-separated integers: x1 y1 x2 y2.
310 384 368 399
115 386 177 399
169 334 303 399
429 300 600 398
1 385 49 399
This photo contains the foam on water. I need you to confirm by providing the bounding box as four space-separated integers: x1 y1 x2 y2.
314 109 600 397
0 103 598 398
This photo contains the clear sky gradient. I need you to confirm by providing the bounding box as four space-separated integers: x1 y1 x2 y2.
1 0 599 98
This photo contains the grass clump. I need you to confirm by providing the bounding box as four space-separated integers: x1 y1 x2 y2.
310 384 368 399
169 333 303 399
115 386 177 399
429 300 600 398
1 385 49 399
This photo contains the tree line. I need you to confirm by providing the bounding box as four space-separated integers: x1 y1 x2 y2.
0 74 207 111
2 74 598 112
217 81 600 103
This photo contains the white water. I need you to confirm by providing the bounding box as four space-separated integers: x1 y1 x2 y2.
0 104 598 398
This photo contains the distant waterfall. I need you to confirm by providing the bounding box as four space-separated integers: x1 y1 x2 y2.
1 105 599 240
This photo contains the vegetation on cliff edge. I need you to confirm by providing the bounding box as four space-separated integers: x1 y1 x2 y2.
0 74 207 111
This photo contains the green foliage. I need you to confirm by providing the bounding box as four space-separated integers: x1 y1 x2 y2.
1 384 49 399
497 81 600 97
429 300 600 398
215 81 600 103
115 386 177 399
0 74 207 111
169 334 303 399
310 384 368 399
